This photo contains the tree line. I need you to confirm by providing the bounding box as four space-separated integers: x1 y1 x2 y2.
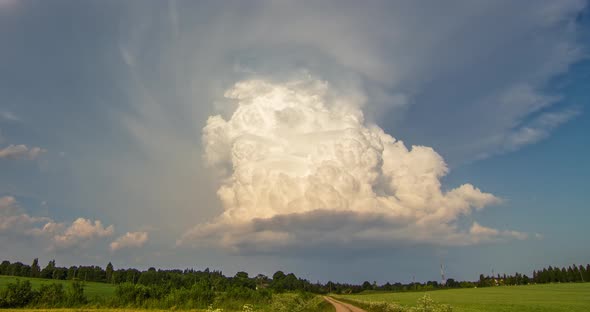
1 258 589 308
477 263 590 287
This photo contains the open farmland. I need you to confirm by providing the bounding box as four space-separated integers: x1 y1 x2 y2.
336 283 590 312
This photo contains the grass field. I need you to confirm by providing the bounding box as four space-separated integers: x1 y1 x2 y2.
336 283 590 312
0 275 116 299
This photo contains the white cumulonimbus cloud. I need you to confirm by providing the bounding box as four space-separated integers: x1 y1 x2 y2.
0 144 45 160
0 196 115 250
179 78 528 252
110 231 149 251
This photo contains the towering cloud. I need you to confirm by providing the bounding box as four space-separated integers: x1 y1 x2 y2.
110 0 582 252
179 78 525 252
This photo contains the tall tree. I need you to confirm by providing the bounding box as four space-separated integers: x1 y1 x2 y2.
40 260 56 279
30 258 40 278
106 262 114 283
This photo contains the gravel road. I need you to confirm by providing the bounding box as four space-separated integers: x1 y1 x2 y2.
323 296 367 312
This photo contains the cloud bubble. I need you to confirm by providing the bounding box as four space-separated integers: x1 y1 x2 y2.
179 78 526 253
110 231 149 251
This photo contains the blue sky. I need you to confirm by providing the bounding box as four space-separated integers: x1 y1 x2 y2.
1 0 589 284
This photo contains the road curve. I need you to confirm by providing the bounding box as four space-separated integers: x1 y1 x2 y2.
323 296 367 312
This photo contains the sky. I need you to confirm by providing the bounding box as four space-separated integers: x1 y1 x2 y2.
1 0 589 284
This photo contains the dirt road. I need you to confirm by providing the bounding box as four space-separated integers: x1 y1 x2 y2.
323 296 367 312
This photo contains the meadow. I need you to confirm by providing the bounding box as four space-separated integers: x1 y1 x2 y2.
336 283 590 312
0 275 116 300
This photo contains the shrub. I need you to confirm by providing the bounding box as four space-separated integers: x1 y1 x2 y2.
410 294 452 312
115 282 150 306
271 293 326 312
67 280 87 306
36 283 66 307
0 279 36 307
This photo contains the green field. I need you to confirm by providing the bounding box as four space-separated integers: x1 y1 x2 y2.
337 283 590 312
0 275 116 299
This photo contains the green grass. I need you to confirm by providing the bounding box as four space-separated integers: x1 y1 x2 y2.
0 275 116 299
336 283 590 312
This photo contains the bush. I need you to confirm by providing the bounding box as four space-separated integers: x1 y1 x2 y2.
271 293 327 312
36 283 66 307
115 282 150 306
410 294 452 312
189 280 215 307
160 282 214 309
67 280 87 306
0 279 36 308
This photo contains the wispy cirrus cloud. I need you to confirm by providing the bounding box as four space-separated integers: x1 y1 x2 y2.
503 108 581 151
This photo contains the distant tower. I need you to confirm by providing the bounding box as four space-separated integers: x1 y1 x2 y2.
440 263 446 286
